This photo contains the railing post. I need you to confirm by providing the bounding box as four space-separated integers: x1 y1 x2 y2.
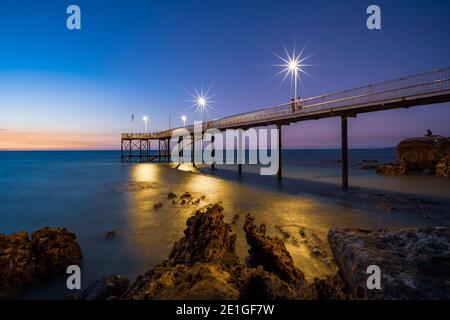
341 116 349 191
120 138 123 163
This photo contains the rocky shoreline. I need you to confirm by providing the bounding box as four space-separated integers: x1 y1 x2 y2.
0 227 82 299
1 203 449 300
376 135 450 177
79 204 449 300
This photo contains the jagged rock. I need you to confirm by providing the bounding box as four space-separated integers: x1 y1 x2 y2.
81 275 129 300
243 214 311 298
328 227 450 299
238 266 298 300
378 136 450 177
31 227 83 276
436 154 450 177
397 136 450 174
0 231 36 298
376 163 406 176
311 274 349 300
169 204 238 266
1 227 82 298
167 192 177 199
125 204 241 300
126 262 240 300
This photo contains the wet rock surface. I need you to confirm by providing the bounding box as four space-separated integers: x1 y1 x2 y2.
118 204 329 300
169 203 238 266
244 214 313 298
80 203 449 300
328 227 450 299
0 227 82 298
0 232 36 299
80 275 130 300
32 227 83 276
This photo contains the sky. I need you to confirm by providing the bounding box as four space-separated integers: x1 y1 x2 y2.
0 0 449 150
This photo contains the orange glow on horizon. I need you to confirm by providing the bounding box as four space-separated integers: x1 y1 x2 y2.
0 129 119 151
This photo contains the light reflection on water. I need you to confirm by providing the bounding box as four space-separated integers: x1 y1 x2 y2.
123 163 438 281
1 152 443 299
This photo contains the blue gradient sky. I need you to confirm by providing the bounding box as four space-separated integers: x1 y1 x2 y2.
0 0 449 149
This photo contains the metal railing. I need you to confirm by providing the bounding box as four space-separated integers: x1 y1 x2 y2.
122 67 450 139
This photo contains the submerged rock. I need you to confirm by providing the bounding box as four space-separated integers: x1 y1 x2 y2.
328 227 450 299
105 230 117 239
81 275 129 300
167 192 177 199
153 203 163 210
180 192 192 199
274 225 299 246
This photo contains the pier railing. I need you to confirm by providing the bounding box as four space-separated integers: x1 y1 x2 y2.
122 67 450 140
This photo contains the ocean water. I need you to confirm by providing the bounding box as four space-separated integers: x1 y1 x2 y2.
0 150 449 299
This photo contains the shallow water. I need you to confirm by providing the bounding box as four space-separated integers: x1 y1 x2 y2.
0 150 448 299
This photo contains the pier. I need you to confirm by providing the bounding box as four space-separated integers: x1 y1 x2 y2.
121 67 450 190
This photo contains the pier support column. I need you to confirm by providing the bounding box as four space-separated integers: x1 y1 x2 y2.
178 136 183 163
191 134 195 167
129 140 132 162
238 129 243 175
158 140 161 162
277 124 282 180
211 135 216 171
121 139 123 162
341 116 349 191
166 138 170 163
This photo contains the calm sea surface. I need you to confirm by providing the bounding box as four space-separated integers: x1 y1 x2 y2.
1 150 449 299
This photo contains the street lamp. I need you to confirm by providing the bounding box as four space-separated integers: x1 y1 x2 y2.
275 46 312 101
189 88 214 123
181 115 187 127
197 96 207 122
142 116 148 133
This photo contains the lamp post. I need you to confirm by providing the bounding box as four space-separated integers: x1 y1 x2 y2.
181 115 187 127
143 116 148 133
197 96 206 123
275 46 311 102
